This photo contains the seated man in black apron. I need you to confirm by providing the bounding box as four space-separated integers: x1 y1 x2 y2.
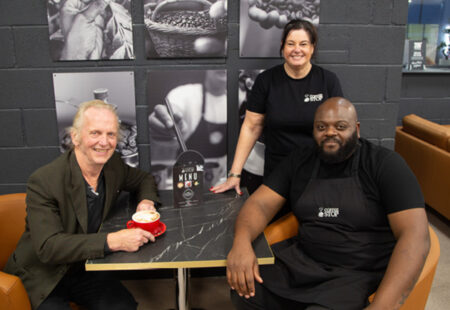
226 97 430 310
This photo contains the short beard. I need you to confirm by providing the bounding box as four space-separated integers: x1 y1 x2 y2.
317 131 359 164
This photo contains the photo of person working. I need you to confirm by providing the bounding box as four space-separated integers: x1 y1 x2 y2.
227 97 430 310
47 0 134 60
148 69 227 190
4 100 160 310
213 19 343 219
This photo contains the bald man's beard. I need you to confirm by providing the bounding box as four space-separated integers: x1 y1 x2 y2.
317 130 359 164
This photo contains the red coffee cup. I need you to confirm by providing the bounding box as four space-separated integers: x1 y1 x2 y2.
127 210 161 235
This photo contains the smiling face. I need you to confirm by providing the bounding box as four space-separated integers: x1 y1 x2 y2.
282 29 314 71
72 107 118 171
313 98 360 164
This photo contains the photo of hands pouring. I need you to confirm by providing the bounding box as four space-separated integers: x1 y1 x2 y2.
127 210 167 237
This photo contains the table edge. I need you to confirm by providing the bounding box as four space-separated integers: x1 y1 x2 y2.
85 257 274 271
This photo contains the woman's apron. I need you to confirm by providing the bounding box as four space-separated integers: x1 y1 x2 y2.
261 146 396 310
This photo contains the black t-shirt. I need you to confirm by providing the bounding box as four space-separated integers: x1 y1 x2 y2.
265 138 425 217
246 64 343 176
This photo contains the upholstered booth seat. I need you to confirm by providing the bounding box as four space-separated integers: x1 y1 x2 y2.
0 193 31 310
0 193 83 310
264 212 440 310
395 114 450 220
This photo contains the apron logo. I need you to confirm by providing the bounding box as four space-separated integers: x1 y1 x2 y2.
318 207 339 218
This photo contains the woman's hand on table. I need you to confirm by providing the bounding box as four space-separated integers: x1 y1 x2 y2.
226 241 263 299
210 176 242 195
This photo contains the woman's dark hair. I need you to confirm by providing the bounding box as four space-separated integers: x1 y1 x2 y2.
280 19 318 56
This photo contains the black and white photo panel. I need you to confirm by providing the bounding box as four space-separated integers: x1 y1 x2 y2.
147 69 227 190
240 0 320 57
53 71 139 167
144 0 227 58
47 0 134 61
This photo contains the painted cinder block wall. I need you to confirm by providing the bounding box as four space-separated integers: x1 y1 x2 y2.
1 0 446 195
399 74 450 125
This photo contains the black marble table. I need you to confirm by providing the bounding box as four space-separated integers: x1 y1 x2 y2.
86 190 274 310
86 188 273 266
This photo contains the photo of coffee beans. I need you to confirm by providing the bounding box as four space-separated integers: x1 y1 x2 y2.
143 0 227 58
248 0 319 29
154 10 226 30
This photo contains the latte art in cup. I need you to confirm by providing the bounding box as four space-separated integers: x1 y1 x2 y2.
132 211 160 223
127 210 164 235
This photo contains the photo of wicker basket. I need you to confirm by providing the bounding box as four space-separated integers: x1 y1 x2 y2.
144 0 227 58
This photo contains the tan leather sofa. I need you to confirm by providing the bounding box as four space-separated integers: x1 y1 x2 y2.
0 193 31 310
395 114 450 220
0 193 82 310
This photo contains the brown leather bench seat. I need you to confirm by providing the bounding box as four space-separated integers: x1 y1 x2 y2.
395 114 450 220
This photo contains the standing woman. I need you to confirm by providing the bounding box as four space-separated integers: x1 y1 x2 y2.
212 19 343 213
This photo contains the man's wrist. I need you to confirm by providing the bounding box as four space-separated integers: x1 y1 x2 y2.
232 235 253 251
106 233 118 252
104 239 112 254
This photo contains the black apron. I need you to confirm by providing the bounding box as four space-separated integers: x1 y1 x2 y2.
261 146 396 310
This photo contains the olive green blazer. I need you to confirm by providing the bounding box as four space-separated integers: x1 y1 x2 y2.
4 150 159 309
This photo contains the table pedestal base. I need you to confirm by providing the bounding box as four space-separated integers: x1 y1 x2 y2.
176 268 189 310
174 268 204 310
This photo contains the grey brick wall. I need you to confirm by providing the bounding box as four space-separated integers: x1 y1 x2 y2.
399 74 450 125
0 0 411 194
